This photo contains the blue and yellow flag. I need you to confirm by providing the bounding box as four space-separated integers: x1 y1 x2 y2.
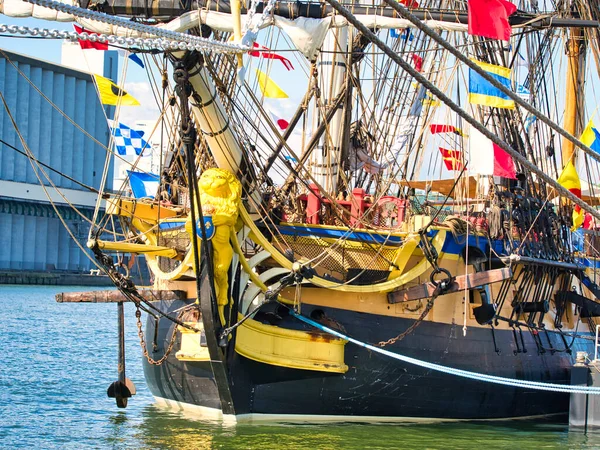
468 59 515 109
580 120 600 153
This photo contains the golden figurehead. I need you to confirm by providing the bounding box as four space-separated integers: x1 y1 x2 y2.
188 168 242 325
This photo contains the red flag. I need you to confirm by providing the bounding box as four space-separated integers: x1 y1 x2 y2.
430 124 463 136
400 0 419 7
493 144 516 178
467 0 517 41
73 24 108 50
439 148 464 171
249 43 294 71
411 53 423 72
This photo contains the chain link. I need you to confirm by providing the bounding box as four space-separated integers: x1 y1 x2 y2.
135 307 178 365
19 0 248 54
0 24 244 53
377 290 439 347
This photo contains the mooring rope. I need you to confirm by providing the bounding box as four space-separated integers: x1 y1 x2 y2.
289 309 600 395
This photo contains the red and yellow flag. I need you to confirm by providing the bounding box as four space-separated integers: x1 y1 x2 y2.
439 147 464 171
557 160 584 230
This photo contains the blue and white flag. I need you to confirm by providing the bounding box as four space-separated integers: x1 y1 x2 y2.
111 122 150 156
127 171 160 198
524 114 537 133
516 83 530 100
116 49 145 68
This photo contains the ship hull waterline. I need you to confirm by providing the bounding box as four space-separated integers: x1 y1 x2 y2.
141 298 592 423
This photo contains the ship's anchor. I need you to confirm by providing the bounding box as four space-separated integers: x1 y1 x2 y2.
107 300 136 408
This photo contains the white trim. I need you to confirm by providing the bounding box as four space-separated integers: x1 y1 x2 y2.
0 180 101 208
153 396 563 424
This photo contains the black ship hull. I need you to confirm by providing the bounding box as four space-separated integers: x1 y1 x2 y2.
143 299 591 422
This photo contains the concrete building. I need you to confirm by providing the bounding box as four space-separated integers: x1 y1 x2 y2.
0 48 117 279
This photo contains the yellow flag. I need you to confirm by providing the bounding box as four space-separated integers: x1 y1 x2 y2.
581 120 597 147
573 206 584 232
557 160 581 194
255 69 288 99
93 74 140 106
557 160 583 231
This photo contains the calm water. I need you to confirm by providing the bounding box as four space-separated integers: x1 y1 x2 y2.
1 285 599 449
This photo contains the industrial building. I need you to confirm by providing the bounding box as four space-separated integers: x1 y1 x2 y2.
0 48 117 281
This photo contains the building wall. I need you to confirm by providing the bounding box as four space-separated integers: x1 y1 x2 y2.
0 199 92 271
0 49 115 192
0 49 117 273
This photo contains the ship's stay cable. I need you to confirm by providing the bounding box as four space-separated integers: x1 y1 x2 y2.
322 0 600 224
0 138 100 194
90 51 130 236
288 307 600 395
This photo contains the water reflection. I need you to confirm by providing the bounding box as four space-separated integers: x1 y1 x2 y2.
129 405 215 449
2 285 599 450
119 403 597 450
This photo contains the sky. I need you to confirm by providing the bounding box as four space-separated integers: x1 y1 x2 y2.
0 15 161 124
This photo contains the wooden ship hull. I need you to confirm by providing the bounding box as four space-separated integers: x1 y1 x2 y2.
144 302 592 422
137 222 599 422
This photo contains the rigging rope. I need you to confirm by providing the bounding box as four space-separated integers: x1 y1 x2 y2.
378 0 600 168
322 0 600 225
289 308 600 395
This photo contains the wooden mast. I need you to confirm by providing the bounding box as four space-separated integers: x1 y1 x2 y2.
562 26 586 165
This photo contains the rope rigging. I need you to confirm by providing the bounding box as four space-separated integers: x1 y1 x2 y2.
289 307 600 395
321 0 600 225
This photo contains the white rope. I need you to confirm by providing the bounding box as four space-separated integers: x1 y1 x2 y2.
20 0 248 54
290 310 600 395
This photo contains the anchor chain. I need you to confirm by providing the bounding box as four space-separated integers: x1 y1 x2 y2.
378 233 454 347
89 241 202 365
135 307 179 365
377 272 451 347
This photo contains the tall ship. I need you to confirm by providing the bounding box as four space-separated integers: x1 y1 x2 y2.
4 0 600 422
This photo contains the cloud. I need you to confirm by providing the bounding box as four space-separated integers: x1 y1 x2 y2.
116 81 161 124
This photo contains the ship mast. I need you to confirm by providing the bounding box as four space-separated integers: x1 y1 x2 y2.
562 25 586 165
310 27 349 193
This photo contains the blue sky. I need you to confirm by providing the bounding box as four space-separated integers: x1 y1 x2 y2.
1 16 71 63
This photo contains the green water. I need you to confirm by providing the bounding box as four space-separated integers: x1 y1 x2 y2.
1 285 598 449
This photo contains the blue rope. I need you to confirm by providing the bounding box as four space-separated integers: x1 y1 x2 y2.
289 310 600 395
